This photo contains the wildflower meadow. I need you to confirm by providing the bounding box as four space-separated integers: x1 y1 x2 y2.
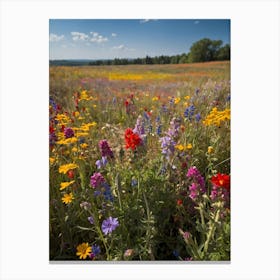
49 61 230 261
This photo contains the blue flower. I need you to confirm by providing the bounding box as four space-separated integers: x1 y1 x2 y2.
87 216 94 224
101 217 119 235
131 179 138 187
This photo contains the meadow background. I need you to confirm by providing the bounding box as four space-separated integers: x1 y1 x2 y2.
49 61 230 261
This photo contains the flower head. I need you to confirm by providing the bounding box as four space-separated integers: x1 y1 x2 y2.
211 173 230 191
61 192 74 204
90 244 101 259
90 172 105 188
60 180 75 191
99 140 114 158
59 163 78 174
64 127 75 139
124 128 142 150
76 242 91 259
101 217 119 235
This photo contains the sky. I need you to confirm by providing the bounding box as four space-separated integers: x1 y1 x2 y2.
49 19 230 60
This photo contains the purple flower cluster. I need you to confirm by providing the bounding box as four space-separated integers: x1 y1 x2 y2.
166 117 181 139
99 140 114 158
159 136 176 160
186 166 206 200
101 217 119 235
64 127 75 138
90 172 105 188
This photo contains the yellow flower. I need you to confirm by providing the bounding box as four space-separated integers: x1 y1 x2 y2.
59 163 78 174
175 144 185 151
60 180 75 191
80 143 88 149
61 192 74 204
207 146 214 154
184 95 190 100
72 147 78 153
55 114 71 124
56 137 78 145
152 96 159 101
186 143 192 150
49 157 55 164
76 243 92 259
73 111 80 118
174 97 181 104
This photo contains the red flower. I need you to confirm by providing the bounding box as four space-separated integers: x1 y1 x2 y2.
125 128 142 150
177 199 183 206
211 173 230 191
67 170 75 179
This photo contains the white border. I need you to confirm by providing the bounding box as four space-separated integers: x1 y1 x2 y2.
1 0 279 279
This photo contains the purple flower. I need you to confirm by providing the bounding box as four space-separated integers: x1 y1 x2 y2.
187 166 206 200
90 172 105 188
101 217 119 235
90 244 101 259
64 127 75 138
159 136 176 160
87 216 94 224
96 156 108 169
99 140 114 158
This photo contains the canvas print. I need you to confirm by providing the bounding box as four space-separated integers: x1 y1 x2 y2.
49 19 230 261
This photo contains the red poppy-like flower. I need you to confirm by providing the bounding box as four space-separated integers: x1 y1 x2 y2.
67 170 75 179
124 128 142 150
125 100 129 107
211 173 230 191
177 199 183 206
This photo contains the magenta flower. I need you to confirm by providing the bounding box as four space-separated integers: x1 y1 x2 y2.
101 217 119 235
90 172 105 188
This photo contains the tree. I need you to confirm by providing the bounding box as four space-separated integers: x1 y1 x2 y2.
216 44 230 60
188 38 223 62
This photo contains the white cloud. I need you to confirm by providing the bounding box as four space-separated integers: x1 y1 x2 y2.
71 32 89 41
112 44 135 52
140 19 158 23
111 33 117 37
90 32 99 37
112 44 125 50
49 33 64 42
90 34 108 43
194 20 200 24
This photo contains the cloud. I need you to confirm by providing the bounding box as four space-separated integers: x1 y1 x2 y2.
49 33 64 42
90 32 99 37
112 44 125 50
112 45 135 51
194 20 200 24
111 33 117 37
71 32 89 41
90 35 108 43
140 19 158 23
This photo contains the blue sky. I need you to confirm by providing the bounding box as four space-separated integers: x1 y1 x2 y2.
49 19 230 60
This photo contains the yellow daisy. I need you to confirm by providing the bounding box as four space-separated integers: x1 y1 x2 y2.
60 180 75 191
59 163 78 174
76 243 92 259
61 192 74 204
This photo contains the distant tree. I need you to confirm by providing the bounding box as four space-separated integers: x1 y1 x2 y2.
179 53 189 64
188 38 223 62
216 44 230 60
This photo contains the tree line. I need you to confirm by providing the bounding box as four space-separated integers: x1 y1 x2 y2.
89 38 230 66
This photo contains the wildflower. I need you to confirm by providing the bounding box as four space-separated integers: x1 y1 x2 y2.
59 163 78 174
61 192 74 204
195 113 201 122
203 107 230 126
60 180 75 191
80 201 91 211
133 116 145 139
175 144 184 151
159 136 176 160
184 105 195 121
101 217 119 235
76 242 92 259
124 128 142 150
166 117 181 138
208 146 214 154
173 250 179 258
95 157 108 169
177 199 183 206
90 245 101 259
131 178 138 187
49 157 55 164
99 140 114 158
87 216 94 225
80 143 88 149
186 166 206 200
124 249 134 257
90 172 105 188
102 182 114 202
186 143 192 150
211 173 230 191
